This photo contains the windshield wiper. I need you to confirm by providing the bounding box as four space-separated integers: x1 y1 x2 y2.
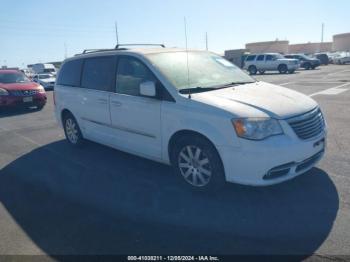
179 81 256 95
179 87 217 94
213 81 255 89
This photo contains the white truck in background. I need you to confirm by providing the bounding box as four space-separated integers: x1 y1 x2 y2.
31 63 57 76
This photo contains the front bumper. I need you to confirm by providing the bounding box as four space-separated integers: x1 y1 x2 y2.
0 93 47 108
217 130 326 186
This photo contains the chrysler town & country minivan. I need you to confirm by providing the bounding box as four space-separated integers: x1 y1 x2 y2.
54 47 326 190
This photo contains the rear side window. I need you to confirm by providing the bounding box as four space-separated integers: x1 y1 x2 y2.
246 55 256 61
57 59 83 86
257 55 264 61
81 56 115 91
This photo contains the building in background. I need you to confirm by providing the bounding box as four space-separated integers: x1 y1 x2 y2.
289 42 332 54
224 49 249 67
245 40 289 54
333 33 350 52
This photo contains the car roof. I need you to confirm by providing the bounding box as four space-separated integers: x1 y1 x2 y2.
248 53 280 56
65 47 207 62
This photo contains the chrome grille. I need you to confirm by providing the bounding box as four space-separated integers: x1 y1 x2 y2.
287 108 325 140
10 90 39 96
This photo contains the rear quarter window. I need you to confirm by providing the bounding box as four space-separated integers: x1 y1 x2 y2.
246 55 256 61
57 59 83 87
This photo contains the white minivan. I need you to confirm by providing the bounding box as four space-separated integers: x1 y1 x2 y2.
54 47 326 190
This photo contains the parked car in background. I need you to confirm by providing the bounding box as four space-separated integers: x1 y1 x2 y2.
284 54 320 70
20 68 35 79
33 73 56 90
243 53 299 75
31 63 57 76
333 52 350 65
314 53 329 65
0 70 47 109
55 47 326 190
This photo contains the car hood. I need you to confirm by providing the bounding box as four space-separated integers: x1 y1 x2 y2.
39 78 56 83
0 82 40 91
190 81 318 119
278 58 298 62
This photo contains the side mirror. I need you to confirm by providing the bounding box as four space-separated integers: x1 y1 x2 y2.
140 81 156 97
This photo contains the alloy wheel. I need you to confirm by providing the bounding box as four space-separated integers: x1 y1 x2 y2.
178 145 212 187
65 118 79 144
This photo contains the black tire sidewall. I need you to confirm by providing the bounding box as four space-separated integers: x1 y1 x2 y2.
171 135 226 192
249 66 257 75
278 64 287 74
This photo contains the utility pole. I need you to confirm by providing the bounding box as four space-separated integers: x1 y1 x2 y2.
115 21 119 45
205 32 208 50
321 23 324 43
64 42 67 59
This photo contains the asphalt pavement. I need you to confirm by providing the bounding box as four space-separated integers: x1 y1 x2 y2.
0 65 350 260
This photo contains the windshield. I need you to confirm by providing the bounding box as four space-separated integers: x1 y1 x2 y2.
146 51 255 90
38 74 52 79
274 54 285 59
43 68 55 73
0 72 30 84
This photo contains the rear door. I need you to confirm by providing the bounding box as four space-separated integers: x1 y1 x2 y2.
78 56 116 143
255 54 265 70
109 55 162 159
265 54 275 70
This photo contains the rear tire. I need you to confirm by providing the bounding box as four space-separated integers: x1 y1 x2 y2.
63 113 85 147
278 64 288 74
171 135 226 192
248 65 257 75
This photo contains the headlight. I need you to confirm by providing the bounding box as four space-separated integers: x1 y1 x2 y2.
37 85 45 93
0 88 9 96
232 118 283 140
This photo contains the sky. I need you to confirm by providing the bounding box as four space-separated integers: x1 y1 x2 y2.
1 0 349 68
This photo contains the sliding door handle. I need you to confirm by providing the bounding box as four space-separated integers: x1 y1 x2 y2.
97 98 108 104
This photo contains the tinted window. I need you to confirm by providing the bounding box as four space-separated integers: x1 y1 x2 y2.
81 57 115 91
246 55 256 61
266 55 273 61
57 59 83 86
257 55 264 61
284 55 292 59
116 57 156 96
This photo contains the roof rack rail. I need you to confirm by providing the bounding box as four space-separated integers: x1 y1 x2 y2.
82 48 125 54
114 44 165 49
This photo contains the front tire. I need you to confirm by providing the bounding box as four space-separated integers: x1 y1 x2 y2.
171 135 226 192
63 113 85 147
278 64 288 74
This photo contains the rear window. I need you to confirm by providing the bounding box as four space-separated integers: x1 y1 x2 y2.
81 56 115 91
57 59 83 87
246 55 256 61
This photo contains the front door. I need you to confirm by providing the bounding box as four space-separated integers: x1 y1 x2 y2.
109 56 162 160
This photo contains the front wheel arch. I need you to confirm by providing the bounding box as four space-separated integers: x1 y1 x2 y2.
168 130 222 166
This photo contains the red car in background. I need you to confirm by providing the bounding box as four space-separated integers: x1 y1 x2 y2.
0 70 47 110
